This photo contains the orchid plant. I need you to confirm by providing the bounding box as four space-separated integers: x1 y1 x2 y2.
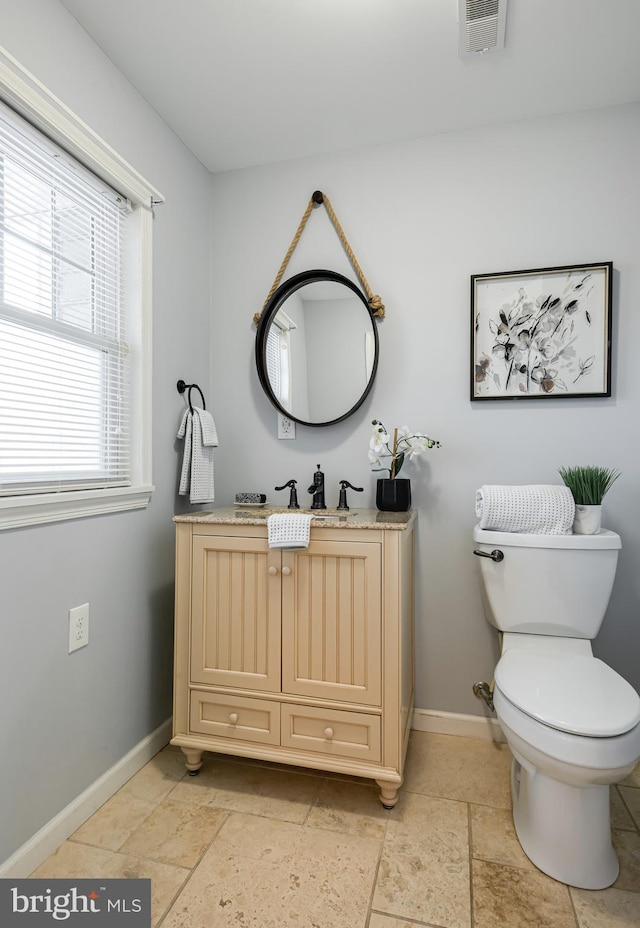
368 420 441 479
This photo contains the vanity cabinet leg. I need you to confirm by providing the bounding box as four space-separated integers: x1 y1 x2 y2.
376 780 400 809
181 747 203 775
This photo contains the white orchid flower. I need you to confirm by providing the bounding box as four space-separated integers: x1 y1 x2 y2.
370 421 389 447
406 434 430 457
368 433 387 467
368 447 383 467
369 419 441 477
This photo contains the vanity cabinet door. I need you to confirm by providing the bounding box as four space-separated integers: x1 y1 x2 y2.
190 534 281 692
281 540 382 706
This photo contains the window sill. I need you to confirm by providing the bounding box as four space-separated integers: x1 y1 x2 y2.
0 485 155 530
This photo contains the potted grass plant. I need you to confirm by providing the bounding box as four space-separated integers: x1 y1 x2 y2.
558 465 620 535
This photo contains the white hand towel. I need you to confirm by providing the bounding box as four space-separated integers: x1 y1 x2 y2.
177 409 192 496
475 484 575 534
196 407 218 447
177 406 218 504
267 513 313 548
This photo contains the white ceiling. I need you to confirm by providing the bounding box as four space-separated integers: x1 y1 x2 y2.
59 0 640 174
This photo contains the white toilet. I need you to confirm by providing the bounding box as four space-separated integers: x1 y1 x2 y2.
473 525 640 889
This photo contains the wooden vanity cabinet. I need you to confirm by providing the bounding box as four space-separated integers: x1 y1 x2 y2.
171 512 415 807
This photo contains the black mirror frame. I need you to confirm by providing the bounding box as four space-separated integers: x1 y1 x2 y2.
255 269 379 427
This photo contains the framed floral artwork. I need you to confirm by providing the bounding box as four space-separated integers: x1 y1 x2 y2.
471 262 613 400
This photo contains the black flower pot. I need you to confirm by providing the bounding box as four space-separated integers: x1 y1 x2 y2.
376 478 411 512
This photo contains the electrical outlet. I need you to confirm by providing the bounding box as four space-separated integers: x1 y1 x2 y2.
68 603 89 653
278 413 296 439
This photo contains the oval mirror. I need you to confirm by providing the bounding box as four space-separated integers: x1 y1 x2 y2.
256 270 379 427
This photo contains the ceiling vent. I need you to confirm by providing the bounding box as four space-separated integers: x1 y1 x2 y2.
458 0 508 57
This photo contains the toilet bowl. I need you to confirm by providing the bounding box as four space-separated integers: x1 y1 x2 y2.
473 525 640 889
494 647 640 888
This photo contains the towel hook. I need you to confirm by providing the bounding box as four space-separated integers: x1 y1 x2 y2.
177 379 206 413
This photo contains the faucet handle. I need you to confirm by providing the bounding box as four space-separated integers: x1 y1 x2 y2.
337 480 364 511
274 479 300 509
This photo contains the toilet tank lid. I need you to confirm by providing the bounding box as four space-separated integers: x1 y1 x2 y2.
495 650 640 737
473 526 621 549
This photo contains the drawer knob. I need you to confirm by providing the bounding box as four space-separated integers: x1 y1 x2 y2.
268 566 278 575
281 566 292 576
324 727 334 739
228 712 239 724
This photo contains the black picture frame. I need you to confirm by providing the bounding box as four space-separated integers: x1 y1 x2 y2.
470 262 613 401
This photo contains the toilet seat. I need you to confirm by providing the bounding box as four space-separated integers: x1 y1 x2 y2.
495 649 640 737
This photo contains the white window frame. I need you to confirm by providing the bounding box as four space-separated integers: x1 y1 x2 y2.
0 46 163 530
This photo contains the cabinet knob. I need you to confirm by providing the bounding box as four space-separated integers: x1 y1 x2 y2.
268 566 278 575
281 566 292 576
228 712 238 724
324 727 334 739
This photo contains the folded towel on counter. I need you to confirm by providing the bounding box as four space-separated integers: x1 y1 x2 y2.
267 513 313 548
178 406 218 504
475 484 575 534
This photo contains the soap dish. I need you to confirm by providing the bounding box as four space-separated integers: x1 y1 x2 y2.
235 492 267 504
233 501 269 508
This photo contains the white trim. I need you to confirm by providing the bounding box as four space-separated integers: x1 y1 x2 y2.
136 209 154 483
412 707 506 742
0 45 163 208
273 309 297 331
0 710 503 877
0 485 155 530
0 718 172 878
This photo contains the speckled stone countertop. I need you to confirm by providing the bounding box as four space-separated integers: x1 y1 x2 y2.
173 507 416 530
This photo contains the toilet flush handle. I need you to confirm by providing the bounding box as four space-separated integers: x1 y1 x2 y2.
473 548 504 562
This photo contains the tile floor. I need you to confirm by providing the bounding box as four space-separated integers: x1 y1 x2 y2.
31 731 640 927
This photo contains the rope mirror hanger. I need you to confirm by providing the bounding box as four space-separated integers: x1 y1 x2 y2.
253 190 385 326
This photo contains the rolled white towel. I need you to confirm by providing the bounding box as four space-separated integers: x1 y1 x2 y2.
475 485 575 535
267 513 312 548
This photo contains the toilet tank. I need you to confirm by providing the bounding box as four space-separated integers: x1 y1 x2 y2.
473 526 621 638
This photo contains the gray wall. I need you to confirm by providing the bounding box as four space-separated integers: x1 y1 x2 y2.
210 102 640 717
2 0 639 869
0 0 211 864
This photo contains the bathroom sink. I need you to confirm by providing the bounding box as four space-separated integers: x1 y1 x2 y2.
233 507 356 520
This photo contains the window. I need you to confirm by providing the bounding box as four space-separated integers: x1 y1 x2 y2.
265 309 295 407
0 103 128 493
0 50 163 529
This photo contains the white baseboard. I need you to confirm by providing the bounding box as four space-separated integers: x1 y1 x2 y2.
411 707 506 742
0 717 172 879
1 710 502 877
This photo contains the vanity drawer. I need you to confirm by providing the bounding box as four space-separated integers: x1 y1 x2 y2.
189 691 280 745
280 703 381 763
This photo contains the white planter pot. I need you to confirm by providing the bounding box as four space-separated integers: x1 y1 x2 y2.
573 504 602 535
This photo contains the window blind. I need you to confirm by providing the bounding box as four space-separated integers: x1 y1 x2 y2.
265 325 282 400
0 101 130 495
265 322 290 406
